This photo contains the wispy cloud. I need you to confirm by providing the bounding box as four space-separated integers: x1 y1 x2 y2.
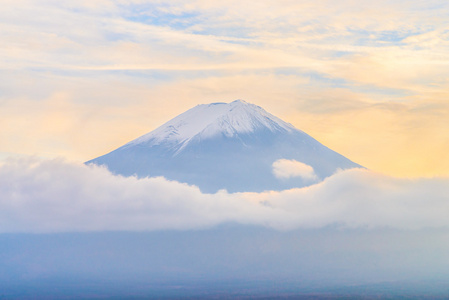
1 158 448 233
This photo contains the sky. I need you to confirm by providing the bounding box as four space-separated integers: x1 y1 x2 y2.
1 0 449 177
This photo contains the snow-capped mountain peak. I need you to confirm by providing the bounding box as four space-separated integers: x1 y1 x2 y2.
88 100 362 193
127 100 295 148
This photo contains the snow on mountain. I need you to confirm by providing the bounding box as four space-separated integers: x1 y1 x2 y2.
87 100 362 193
127 100 295 152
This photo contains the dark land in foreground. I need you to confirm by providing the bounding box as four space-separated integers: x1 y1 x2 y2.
2 226 449 299
3 278 449 299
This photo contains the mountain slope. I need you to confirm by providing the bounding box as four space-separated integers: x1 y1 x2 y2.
87 100 362 193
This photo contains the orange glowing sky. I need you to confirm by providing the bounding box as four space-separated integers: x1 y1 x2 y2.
1 0 449 177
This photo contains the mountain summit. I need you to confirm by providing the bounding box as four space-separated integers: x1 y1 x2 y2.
87 100 362 192
127 100 295 151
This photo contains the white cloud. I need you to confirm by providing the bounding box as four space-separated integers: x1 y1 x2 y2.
1 157 449 233
272 159 318 180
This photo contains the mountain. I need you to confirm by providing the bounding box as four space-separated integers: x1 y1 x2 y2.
87 100 362 193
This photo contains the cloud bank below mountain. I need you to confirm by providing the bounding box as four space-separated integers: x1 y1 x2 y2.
1 158 448 233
